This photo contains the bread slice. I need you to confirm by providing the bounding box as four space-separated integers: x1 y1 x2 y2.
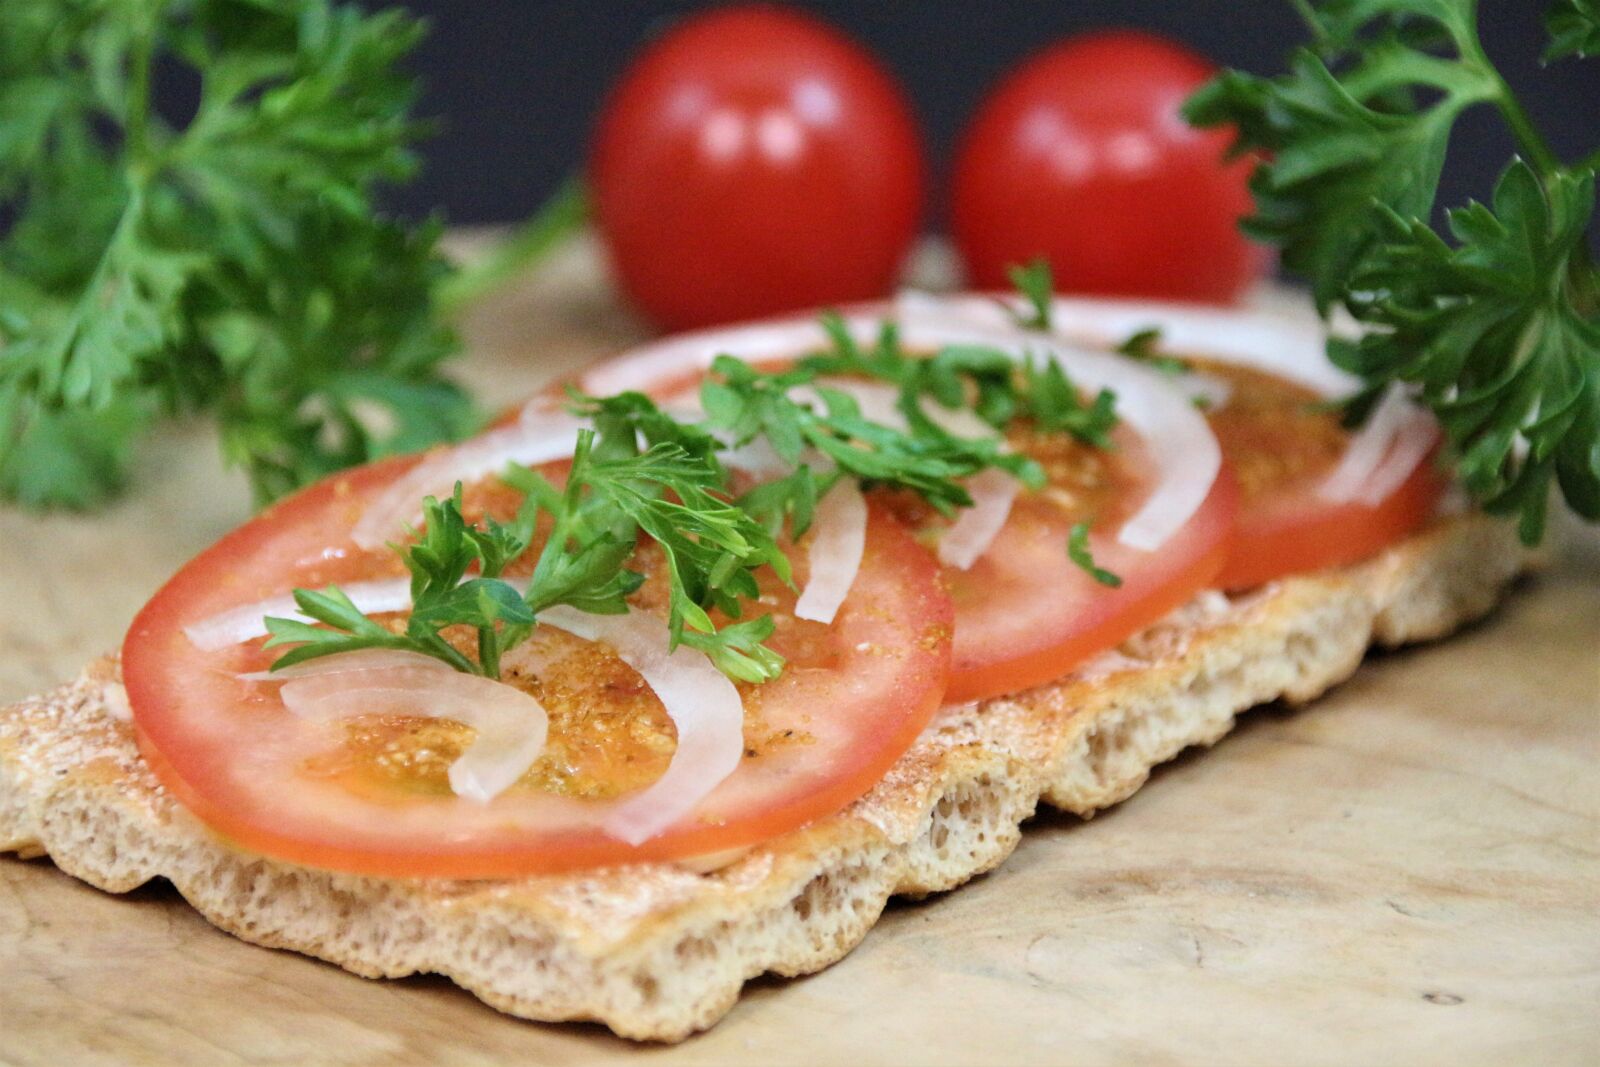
0 513 1530 1041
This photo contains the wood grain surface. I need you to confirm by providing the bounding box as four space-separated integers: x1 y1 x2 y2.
1 239 1597 1066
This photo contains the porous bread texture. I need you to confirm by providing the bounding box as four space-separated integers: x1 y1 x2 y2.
0 514 1529 1041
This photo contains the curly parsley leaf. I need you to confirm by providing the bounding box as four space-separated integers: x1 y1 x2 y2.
1545 0 1600 62
1335 161 1600 542
1184 6 1500 310
1186 0 1599 545
0 0 474 510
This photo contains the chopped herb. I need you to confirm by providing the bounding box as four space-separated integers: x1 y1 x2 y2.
268 426 791 685
1116 327 1191 377
799 312 1119 448
701 353 1045 517
1067 522 1122 587
1005 259 1056 331
265 297 1140 686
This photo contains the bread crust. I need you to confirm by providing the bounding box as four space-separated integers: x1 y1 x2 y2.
0 514 1530 1041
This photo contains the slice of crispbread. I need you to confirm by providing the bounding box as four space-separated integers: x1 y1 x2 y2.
0 513 1530 1041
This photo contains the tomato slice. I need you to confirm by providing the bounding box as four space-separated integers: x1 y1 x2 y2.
573 318 1240 706
122 458 951 878
1201 363 1446 591
891 425 1238 703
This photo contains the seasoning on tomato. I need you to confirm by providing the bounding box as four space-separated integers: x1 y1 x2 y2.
1200 363 1445 591
568 315 1239 705
124 452 953 879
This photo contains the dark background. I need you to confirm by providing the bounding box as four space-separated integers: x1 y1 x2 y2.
380 0 1598 229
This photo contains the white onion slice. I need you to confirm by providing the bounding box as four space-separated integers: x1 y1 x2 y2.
1317 384 1415 504
579 311 1220 553
183 576 414 651
351 412 588 550
259 649 550 804
896 289 1359 396
538 605 745 844
900 290 1442 513
1317 385 1439 506
793 479 868 623
577 320 845 398
938 468 1020 570
1359 416 1438 506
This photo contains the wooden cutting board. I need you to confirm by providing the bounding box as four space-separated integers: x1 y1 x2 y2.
2 239 1597 1066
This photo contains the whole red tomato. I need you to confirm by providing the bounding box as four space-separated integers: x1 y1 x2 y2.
951 30 1265 303
590 6 925 331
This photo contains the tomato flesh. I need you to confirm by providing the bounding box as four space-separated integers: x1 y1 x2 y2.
1201 363 1446 590
905 425 1238 703
123 457 951 878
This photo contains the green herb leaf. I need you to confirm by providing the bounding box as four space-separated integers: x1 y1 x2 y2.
1545 0 1600 62
0 0 474 510
679 615 785 685
737 465 831 538
1186 0 1599 544
703 354 1043 517
1006 259 1055 331
1067 522 1123 588
1116 327 1191 377
1184 19 1498 311
1335 161 1600 543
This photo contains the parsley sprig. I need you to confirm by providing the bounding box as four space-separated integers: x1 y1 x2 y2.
267 424 791 684
0 0 475 509
266 293 1136 681
702 354 1043 518
799 313 1118 448
1185 0 1600 543
711 309 1122 583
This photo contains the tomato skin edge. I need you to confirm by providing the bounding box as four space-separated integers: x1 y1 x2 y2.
121 479 954 879
942 462 1240 705
1216 451 1447 592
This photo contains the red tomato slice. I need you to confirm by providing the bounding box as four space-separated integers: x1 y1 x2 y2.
1201 363 1446 591
122 458 951 879
571 326 1240 707
928 431 1238 703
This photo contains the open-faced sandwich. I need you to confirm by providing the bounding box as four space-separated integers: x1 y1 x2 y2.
0 286 1531 1040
